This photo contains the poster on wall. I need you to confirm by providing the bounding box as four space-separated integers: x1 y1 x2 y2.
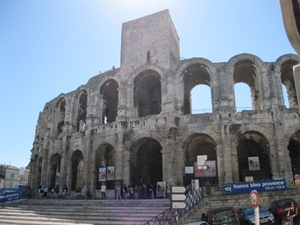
248 157 260 171
156 181 166 197
99 167 106 181
205 160 216 177
194 162 204 178
185 166 194 174
107 166 115 180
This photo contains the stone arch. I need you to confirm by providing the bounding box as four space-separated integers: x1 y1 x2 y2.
47 153 61 191
181 133 217 186
73 89 88 132
275 54 300 109
95 143 115 189
128 64 166 84
175 58 217 114
174 58 217 80
235 131 271 182
133 69 162 117
100 79 119 123
55 97 66 136
226 53 266 111
287 130 300 177
129 137 163 192
70 150 84 192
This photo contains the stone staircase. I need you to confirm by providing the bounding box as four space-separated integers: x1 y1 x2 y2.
0 198 171 225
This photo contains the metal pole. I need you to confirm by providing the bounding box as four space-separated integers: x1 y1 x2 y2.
202 168 204 198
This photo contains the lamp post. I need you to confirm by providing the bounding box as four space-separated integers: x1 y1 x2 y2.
279 0 300 110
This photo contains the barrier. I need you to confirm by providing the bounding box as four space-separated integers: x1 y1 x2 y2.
0 189 21 203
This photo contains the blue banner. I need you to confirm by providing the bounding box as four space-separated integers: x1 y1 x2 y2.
222 179 286 195
0 189 21 203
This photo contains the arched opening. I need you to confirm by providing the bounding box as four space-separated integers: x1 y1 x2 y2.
55 98 66 135
76 90 87 131
184 134 217 187
130 137 162 196
288 131 300 179
237 131 271 182
183 64 211 114
234 83 252 112
191 84 212 113
100 80 119 124
282 84 290 108
280 60 298 109
134 70 161 117
70 150 84 192
233 59 260 110
48 153 61 192
95 144 115 189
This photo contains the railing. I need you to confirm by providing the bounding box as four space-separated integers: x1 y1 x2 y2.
143 189 204 225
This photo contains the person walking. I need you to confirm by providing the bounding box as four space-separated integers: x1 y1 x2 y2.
287 202 299 225
83 186 88 199
27 186 31 199
134 184 139 199
101 183 107 199
116 185 122 200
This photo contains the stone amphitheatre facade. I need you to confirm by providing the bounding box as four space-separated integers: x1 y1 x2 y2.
29 10 300 197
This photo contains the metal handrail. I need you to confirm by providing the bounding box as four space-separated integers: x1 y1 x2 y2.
143 189 203 225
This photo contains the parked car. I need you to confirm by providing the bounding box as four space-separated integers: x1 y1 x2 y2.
185 221 209 225
237 206 275 225
269 198 300 222
206 207 240 225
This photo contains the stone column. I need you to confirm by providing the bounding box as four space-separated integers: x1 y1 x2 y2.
272 124 294 184
59 136 69 193
115 128 125 183
220 123 233 183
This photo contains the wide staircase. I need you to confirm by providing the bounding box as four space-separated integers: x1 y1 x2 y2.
0 198 171 225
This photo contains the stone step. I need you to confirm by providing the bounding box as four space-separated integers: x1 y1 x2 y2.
0 198 171 225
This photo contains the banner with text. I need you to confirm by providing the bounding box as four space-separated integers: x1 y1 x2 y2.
222 179 286 195
0 189 21 203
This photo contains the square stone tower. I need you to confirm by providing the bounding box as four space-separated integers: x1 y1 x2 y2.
120 9 180 70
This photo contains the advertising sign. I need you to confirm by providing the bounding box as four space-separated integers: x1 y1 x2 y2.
222 179 286 195
156 181 166 197
0 190 21 203
98 167 106 181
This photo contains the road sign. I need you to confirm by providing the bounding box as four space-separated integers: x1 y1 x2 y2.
172 194 186 201
172 186 186 193
172 201 186 209
249 190 259 208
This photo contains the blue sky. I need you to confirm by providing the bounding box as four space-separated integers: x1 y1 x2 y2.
0 0 296 168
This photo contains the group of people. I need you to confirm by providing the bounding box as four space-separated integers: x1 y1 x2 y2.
36 184 68 199
118 184 155 200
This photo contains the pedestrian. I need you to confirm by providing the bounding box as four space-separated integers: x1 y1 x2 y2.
101 183 107 199
63 184 68 198
83 186 88 199
287 201 299 225
43 186 48 198
116 185 122 200
27 186 31 198
123 185 127 199
38 184 44 199
134 184 139 199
